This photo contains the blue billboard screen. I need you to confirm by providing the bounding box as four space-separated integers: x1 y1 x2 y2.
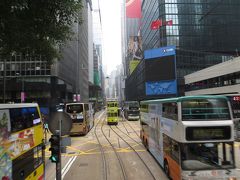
145 80 177 95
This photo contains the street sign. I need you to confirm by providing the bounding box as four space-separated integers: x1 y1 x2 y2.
49 112 72 136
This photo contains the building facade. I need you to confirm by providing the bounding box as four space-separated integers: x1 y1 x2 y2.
0 0 94 108
125 0 240 100
185 56 240 96
142 0 240 54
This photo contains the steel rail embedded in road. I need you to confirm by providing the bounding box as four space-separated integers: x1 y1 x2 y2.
122 115 140 138
100 114 128 180
111 125 157 180
94 111 108 180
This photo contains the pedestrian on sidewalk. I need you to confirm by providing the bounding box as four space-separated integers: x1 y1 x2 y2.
42 114 50 133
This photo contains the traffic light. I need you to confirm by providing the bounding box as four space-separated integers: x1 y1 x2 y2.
49 134 60 163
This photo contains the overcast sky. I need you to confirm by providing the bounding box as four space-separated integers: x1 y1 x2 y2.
100 0 122 75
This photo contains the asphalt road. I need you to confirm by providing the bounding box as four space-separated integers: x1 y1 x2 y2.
45 110 168 180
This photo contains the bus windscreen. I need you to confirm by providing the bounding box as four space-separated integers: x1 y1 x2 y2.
182 98 230 120
66 104 83 113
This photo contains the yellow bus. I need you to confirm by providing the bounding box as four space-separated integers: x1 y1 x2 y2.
140 95 240 179
65 103 94 135
107 100 119 125
0 103 44 180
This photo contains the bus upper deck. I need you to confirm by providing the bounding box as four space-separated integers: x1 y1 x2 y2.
0 103 44 180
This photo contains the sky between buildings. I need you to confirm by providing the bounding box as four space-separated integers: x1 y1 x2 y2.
100 0 122 75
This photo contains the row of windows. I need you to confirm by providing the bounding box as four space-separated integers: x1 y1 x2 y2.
185 72 240 91
107 112 118 117
0 61 51 77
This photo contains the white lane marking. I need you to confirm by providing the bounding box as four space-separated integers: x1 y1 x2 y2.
61 156 74 174
62 156 77 179
59 111 105 179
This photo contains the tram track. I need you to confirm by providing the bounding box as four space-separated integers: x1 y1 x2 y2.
100 115 128 180
94 111 128 180
121 115 140 138
94 111 108 180
110 125 157 180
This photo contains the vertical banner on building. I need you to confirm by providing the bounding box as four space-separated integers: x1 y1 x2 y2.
128 36 143 60
127 36 143 74
73 94 77 102
21 92 25 103
77 94 81 102
126 0 142 18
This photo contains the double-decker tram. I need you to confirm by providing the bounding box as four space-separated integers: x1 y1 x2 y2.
0 103 45 180
140 95 240 180
106 100 119 125
65 103 94 135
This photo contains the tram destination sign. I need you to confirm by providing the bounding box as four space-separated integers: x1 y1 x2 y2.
186 126 231 141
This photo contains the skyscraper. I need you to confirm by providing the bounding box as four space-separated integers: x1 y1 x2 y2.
125 0 240 100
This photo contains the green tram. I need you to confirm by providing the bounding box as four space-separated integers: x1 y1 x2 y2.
107 100 119 125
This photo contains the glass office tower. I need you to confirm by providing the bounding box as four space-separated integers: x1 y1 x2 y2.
125 0 240 99
142 0 240 54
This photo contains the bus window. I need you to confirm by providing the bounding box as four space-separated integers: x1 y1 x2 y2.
182 98 230 120
9 107 41 133
33 145 43 169
66 104 83 113
181 142 234 170
162 102 178 121
163 135 180 163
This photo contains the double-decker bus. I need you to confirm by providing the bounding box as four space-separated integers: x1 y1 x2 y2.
124 101 140 120
107 100 119 125
140 95 240 180
0 103 45 180
65 103 94 135
224 94 240 140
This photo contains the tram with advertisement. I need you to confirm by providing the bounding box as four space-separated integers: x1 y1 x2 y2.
106 99 119 125
65 103 94 135
0 103 45 180
140 95 240 180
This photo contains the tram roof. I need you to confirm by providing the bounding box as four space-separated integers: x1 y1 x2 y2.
140 95 228 104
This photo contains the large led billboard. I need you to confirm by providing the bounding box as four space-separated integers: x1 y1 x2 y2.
144 46 177 96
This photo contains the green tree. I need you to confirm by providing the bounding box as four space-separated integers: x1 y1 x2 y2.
0 0 83 63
